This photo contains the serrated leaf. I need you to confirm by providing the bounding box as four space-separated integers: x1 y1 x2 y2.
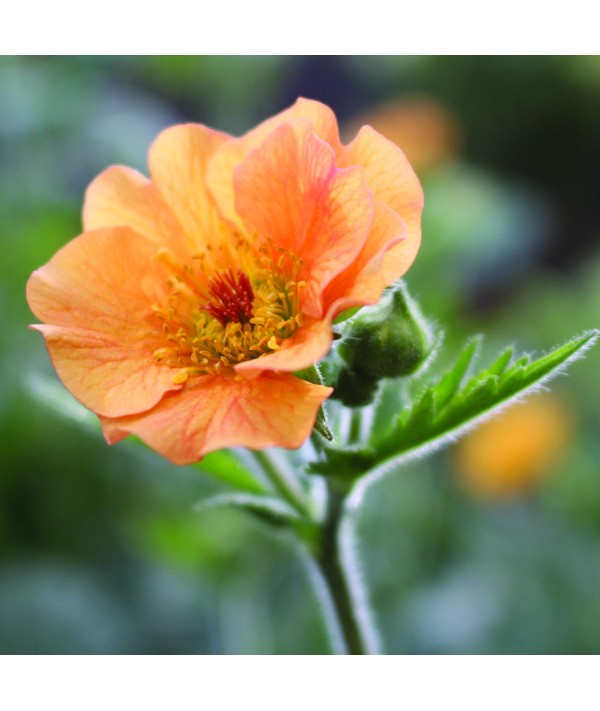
406 387 436 432
376 329 598 463
195 492 304 527
434 336 480 409
310 330 598 480
486 346 514 376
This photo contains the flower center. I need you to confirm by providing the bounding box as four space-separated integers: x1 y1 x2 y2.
150 236 305 383
204 268 254 326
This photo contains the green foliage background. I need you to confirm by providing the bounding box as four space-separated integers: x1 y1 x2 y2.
2 56 600 653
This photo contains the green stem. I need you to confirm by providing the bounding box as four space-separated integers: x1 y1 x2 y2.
295 542 348 654
249 450 314 520
315 484 372 654
250 449 378 654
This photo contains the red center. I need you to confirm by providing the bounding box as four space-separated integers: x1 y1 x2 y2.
204 268 255 326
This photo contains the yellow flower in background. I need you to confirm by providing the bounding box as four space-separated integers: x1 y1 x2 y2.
454 394 572 500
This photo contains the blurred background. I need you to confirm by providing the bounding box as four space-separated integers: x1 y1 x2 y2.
2 55 600 654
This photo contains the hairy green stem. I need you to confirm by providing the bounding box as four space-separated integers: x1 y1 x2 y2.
315 484 372 654
295 542 348 654
250 449 377 654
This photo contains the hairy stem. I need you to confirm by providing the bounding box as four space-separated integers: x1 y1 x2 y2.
315 483 376 654
249 449 378 653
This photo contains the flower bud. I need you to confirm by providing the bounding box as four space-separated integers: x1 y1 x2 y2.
333 366 380 407
334 283 432 405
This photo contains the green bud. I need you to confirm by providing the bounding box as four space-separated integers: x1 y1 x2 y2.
332 366 379 407
338 282 432 382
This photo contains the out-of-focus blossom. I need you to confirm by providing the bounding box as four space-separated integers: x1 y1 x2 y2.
454 394 572 499
346 97 462 175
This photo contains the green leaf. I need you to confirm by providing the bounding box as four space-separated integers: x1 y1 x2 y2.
192 451 268 494
306 445 376 477
27 375 266 493
195 492 304 527
26 374 98 430
485 346 514 376
310 330 599 480
433 335 480 409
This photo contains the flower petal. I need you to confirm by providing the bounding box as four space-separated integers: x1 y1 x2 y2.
254 97 341 149
101 372 332 465
26 226 181 418
338 125 424 282
235 203 405 377
323 202 408 314
207 98 341 230
83 165 185 255
235 206 406 376
233 120 374 317
235 317 334 375
148 123 231 254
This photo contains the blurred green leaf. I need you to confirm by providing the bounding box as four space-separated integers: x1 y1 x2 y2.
196 492 304 528
26 374 98 430
27 374 266 494
192 451 267 494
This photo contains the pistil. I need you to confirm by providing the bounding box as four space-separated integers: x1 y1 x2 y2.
204 268 255 326
151 240 305 383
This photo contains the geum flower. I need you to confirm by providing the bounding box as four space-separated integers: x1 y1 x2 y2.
26 98 423 464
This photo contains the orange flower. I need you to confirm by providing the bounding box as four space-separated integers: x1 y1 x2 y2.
26 98 423 464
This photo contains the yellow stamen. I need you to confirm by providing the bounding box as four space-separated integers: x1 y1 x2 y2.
150 235 304 378
172 369 189 385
